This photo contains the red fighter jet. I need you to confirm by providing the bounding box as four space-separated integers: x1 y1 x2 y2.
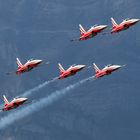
58 63 86 79
0 95 28 111
71 24 107 41
111 17 140 34
93 63 125 79
16 58 43 74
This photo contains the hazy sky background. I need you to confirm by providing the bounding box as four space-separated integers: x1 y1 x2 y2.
0 0 140 139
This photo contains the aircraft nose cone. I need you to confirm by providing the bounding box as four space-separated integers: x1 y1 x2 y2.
133 19 140 23
98 25 107 30
117 65 122 69
79 65 86 69
80 64 86 67
116 65 126 69
101 25 108 29
21 98 28 102
36 60 43 64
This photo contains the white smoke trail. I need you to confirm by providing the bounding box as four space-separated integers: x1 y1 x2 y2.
22 77 58 97
0 76 92 130
0 77 58 108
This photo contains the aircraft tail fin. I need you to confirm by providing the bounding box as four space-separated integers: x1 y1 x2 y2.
79 24 86 36
3 95 9 105
58 63 65 74
16 58 23 68
111 17 118 28
93 63 100 73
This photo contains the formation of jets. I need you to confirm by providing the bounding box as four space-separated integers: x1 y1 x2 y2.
1 17 139 112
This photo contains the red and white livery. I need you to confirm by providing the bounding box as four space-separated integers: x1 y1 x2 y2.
93 63 125 79
58 63 86 79
1 95 28 111
78 24 107 41
16 58 43 74
111 17 140 34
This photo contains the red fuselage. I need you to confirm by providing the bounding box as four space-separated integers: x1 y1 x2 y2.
59 65 85 79
16 60 42 74
95 65 121 78
2 98 27 111
80 25 107 41
111 19 140 34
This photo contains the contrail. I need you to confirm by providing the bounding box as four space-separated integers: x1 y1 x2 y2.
0 77 58 109
0 76 94 130
22 77 58 97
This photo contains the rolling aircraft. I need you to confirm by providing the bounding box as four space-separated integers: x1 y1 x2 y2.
16 58 43 74
93 63 125 79
58 63 86 79
111 17 140 34
0 95 28 111
71 24 107 41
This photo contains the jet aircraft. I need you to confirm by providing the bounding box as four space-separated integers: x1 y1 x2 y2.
58 63 86 79
71 24 107 41
0 95 28 111
111 17 140 34
93 63 125 79
16 58 43 74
